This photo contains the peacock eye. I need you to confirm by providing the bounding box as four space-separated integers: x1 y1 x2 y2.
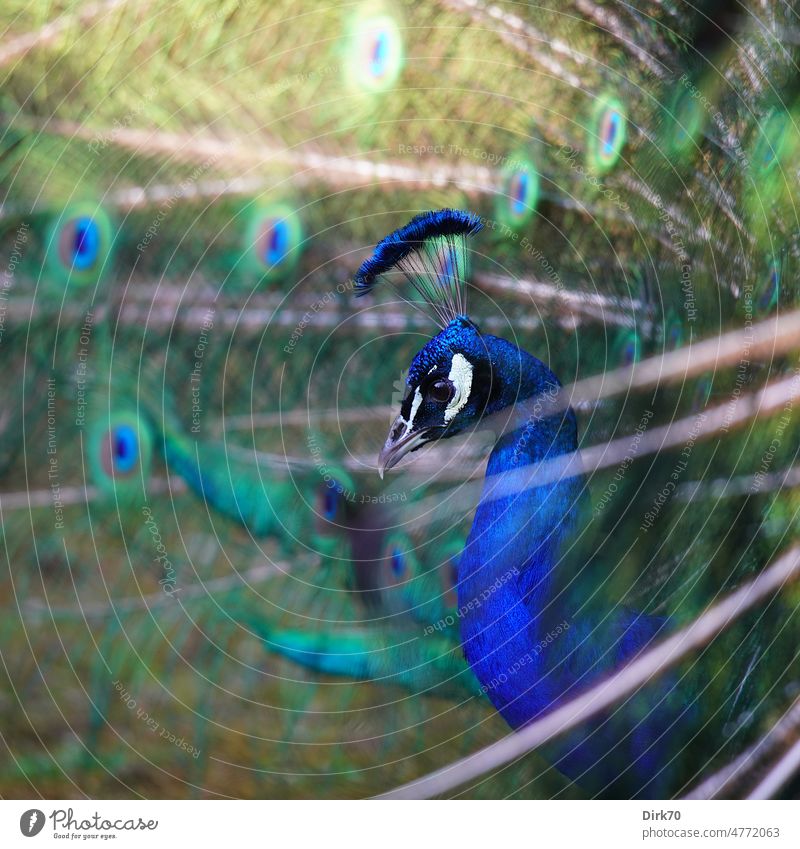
428 379 454 404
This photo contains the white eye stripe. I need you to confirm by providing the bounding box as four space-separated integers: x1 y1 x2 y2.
444 353 473 422
404 386 424 435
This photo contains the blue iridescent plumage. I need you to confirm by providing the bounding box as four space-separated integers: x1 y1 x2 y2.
362 209 697 797
354 209 483 328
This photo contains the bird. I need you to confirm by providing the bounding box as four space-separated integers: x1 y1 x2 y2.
353 207 790 797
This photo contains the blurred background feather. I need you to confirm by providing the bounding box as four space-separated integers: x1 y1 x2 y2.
1 0 800 798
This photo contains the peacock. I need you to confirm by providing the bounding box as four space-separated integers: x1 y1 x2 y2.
355 208 698 797
1 0 800 801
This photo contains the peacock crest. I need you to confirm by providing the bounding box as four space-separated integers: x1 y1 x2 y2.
354 208 482 327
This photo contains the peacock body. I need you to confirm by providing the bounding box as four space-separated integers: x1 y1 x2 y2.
1 0 800 800
356 209 691 796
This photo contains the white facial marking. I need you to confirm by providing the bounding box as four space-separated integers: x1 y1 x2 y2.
405 386 424 435
444 353 473 423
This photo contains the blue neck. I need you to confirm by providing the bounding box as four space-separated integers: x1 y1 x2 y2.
458 343 582 727
456 340 680 796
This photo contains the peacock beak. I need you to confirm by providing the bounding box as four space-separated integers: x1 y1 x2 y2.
377 415 431 479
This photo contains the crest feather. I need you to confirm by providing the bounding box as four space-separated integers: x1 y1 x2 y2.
354 209 483 327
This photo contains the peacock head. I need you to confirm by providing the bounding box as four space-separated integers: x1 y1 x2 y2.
379 316 532 475
354 209 561 477
380 315 485 475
